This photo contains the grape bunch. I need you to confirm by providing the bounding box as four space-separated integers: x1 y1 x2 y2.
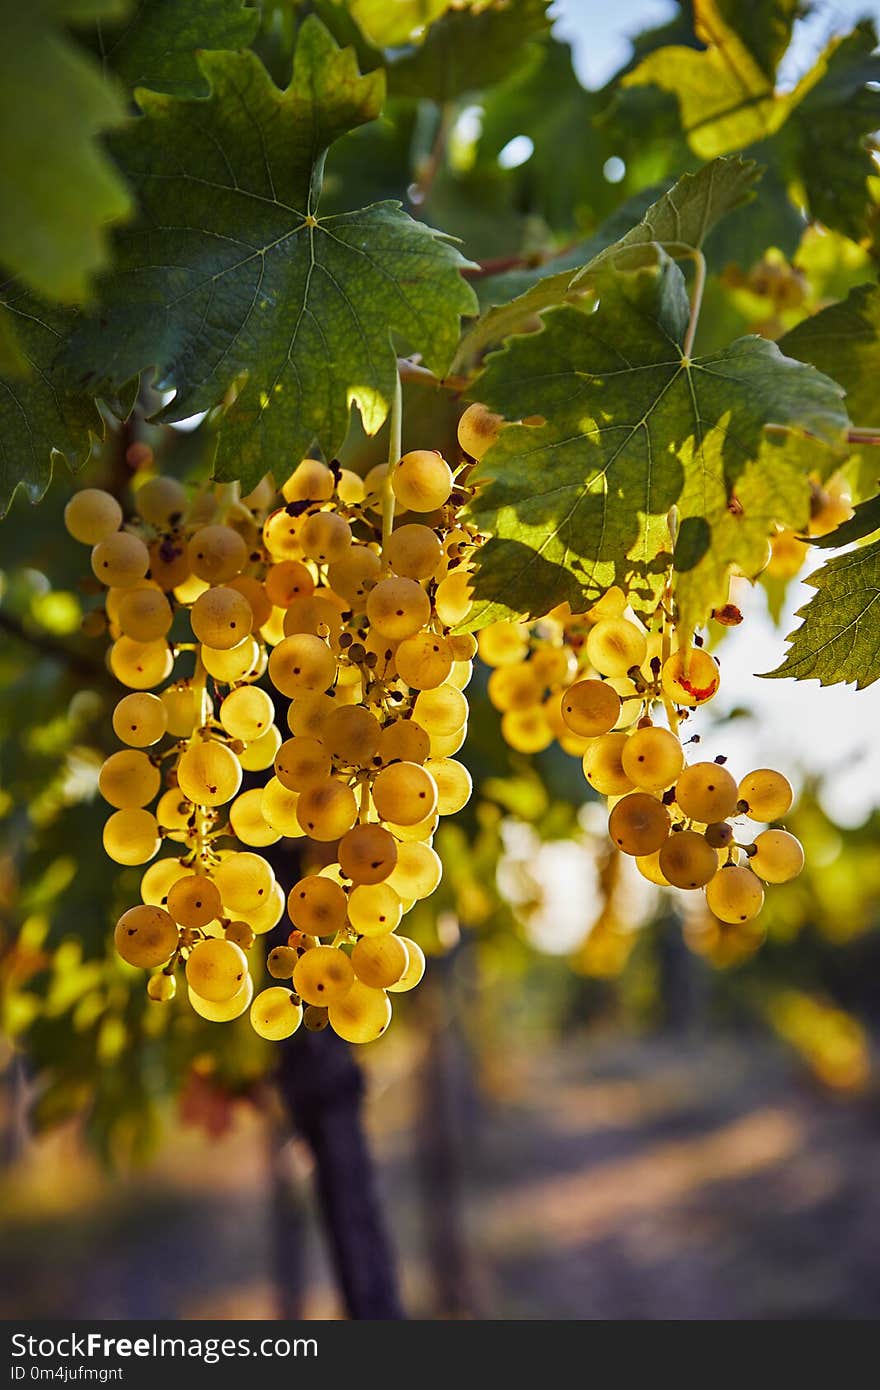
64 432 481 1044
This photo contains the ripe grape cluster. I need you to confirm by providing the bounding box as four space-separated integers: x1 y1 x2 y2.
482 600 804 926
65 428 483 1043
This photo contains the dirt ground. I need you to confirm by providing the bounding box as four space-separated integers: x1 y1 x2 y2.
2 1033 879 1320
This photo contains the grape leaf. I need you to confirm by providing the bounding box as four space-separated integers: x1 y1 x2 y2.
465 254 848 633
620 0 799 158
0 307 29 379
60 20 477 491
386 0 551 101
348 0 451 46
455 156 760 365
0 290 102 515
778 283 880 425
0 3 132 302
765 540 880 688
94 0 259 97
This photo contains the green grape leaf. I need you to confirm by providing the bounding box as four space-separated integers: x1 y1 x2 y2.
778 282 880 425
456 156 760 365
94 0 260 97
765 540 880 688
465 254 848 633
0 3 132 302
0 306 29 379
348 0 452 46
387 0 551 101
810 494 880 551
0 291 103 515
620 0 800 158
60 21 477 492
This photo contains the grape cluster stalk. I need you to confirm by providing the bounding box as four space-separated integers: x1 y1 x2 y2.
65 423 485 1043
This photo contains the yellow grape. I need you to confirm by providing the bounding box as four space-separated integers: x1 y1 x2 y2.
706 865 765 923
103 809 161 866
219 686 274 742
376 719 431 766
300 511 353 563
147 973 177 1003
328 545 382 605
448 632 477 662
635 850 671 887
372 761 438 825
185 938 248 1002
117 586 173 642
202 636 261 683
387 937 426 992
275 736 331 790
190 586 253 649
766 529 808 579
749 829 804 883
338 823 399 884
114 904 178 968
227 918 256 950
386 841 442 900
112 692 167 747
582 733 634 796
560 679 621 737
395 631 454 690
391 450 453 511
288 874 349 935
367 577 431 640
287 691 337 740
488 664 543 711
134 475 187 527
737 769 793 822
385 524 443 580
296 777 358 840
675 763 738 823
267 945 299 978
212 851 275 916
478 622 530 667
658 830 718 889
250 986 303 1040
621 725 684 791
260 777 303 835
140 856 189 907
161 683 197 737
238 724 282 772
329 980 392 1043
149 538 191 591
64 488 122 544
347 883 402 936
188 525 247 583
607 793 670 856
91 531 150 587
586 618 647 678
501 707 553 753
228 575 272 630
434 571 473 627
282 458 335 503
177 740 242 806
661 649 720 707
167 874 223 928
229 788 281 847
457 401 503 460
110 636 173 689
352 935 409 989
424 758 472 815
608 676 641 729
385 811 438 843
248 880 285 935
268 634 336 696
321 706 381 765
428 724 467 757
189 973 253 1021
264 560 314 608
412 683 468 736
293 945 355 1006
99 750 161 809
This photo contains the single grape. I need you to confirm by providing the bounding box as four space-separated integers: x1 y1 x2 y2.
347 883 403 936
186 938 248 1002
64 488 122 545
675 763 738 823
412 684 468 737
134 475 187 527
99 750 161 809
457 402 503 460
188 525 247 583
424 758 472 816
608 793 671 856
110 636 173 689
296 777 358 840
328 545 382 605
586 618 647 678
366 577 431 640
190 586 253 649
103 809 161 866
582 733 634 796
261 778 303 836
268 633 336 696
212 851 275 917
91 532 150 588
147 973 177 1003
149 538 191 591
501 707 553 753
352 935 409 989
434 571 473 627
114 904 179 968
396 631 454 691
321 706 382 766
385 524 443 580
478 622 530 667
117 586 173 642
282 459 336 503
300 511 353 563
338 823 399 884
288 874 349 935
267 946 299 979
560 679 621 737
166 874 223 928
749 829 804 883
287 691 338 740
386 841 442 900
177 740 243 807
264 560 314 609
329 980 392 1044
225 920 256 951
661 649 720 707
248 880 286 936
737 769 793 822
189 973 253 1022
303 1005 329 1031
227 575 273 630
391 450 453 512
704 821 734 849
293 945 355 1006
219 686 274 743
250 987 303 1040
112 692 167 748
372 761 438 825
706 865 765 923
202 636 261 683
274 737 331 791
238 724 282 773
621 725 684 791
658 829 718 888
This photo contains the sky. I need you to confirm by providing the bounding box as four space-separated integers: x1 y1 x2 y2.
547 0 880 827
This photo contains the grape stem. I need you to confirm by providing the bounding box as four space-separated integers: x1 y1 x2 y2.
189 650 212 862
381 368 403 560
682 250 706 359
